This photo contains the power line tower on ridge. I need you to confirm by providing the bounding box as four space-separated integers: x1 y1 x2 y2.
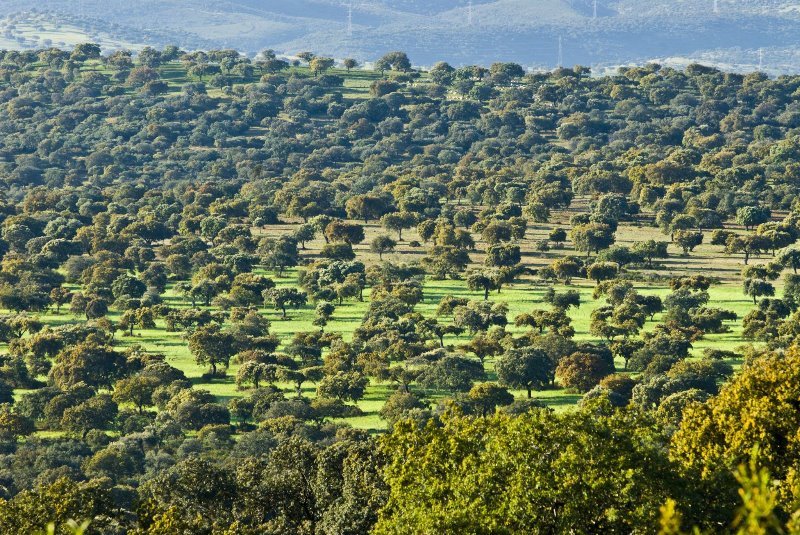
347 2 353 37
558 36 563 68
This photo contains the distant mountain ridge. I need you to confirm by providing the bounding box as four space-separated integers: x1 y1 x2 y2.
2 0 800 72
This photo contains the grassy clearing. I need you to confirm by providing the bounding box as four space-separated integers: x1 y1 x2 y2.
12 209 765 433
0 13 140 51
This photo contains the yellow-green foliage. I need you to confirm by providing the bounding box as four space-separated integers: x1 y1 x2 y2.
376 404 686 533
672 344 800 508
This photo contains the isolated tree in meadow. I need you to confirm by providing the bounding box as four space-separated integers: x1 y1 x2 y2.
317 371 369 402
570 223 615 257
346 194 390 223
49 287 72 314
86 299 109 320
297 51 315 64
112 375 160 413
423 245 471 279
313 301 336 331
381 212 417 241
188 63 220 81
111 274 147 301
137 46 163 67
370 235 397 259
670 275 715 293
118 308 153 336
485 243 521 268
256 48 277 61
489 62 525 83
264 287 308 319
127 66 160 87
279 367 324 398
725 234 771 265
743 278 775 304
552 257 582 284
321 242 356 261
166 254 192 280
674 231 704 255
453 210 477 229
632 240 669 267
667 215 697 240
757 226 795 255
229 274 276 308
189 279 220 307
736 206 771 231
459 329 505 365
417 219 437 243
587 262 619 285
515 309 573 337
611 339 645 370
429 61 455 84
293 223 317 250
543 288 581 311
336 273 365 304
549 228 567 247
481 221 513 244
343 58 359 71
188 324 237 377
69 293 89 318
418 354 486 393
310 56 335 76
70 42 101 62
525 201 550 223
325 220 365 245
467 270 499 301
261 57 289 73
236 361 278 390
376 51 411 73
496 347 555 398
259 235 299 277
777 245 800 273
741 263 781 282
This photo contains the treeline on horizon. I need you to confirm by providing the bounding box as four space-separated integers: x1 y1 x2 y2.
0 44 799 533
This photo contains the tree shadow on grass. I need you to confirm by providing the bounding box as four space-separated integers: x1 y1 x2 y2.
538 394 582 407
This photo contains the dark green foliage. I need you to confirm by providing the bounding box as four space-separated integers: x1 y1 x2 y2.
0 46 797 534
496 347 555 398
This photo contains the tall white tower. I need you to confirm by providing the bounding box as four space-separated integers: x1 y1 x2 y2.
558 36 563 67
593 0 598 19
348 2 353 37
713 0 720 14
468 1 474 26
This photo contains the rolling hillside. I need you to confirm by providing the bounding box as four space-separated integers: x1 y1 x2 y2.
1 0 800 71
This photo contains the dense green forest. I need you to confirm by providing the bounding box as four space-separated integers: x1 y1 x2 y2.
1 45 800 533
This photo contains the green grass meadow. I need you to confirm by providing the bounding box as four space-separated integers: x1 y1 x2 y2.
11 214 766 433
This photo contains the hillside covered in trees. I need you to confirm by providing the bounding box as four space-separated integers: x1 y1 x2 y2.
0 45 800 532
